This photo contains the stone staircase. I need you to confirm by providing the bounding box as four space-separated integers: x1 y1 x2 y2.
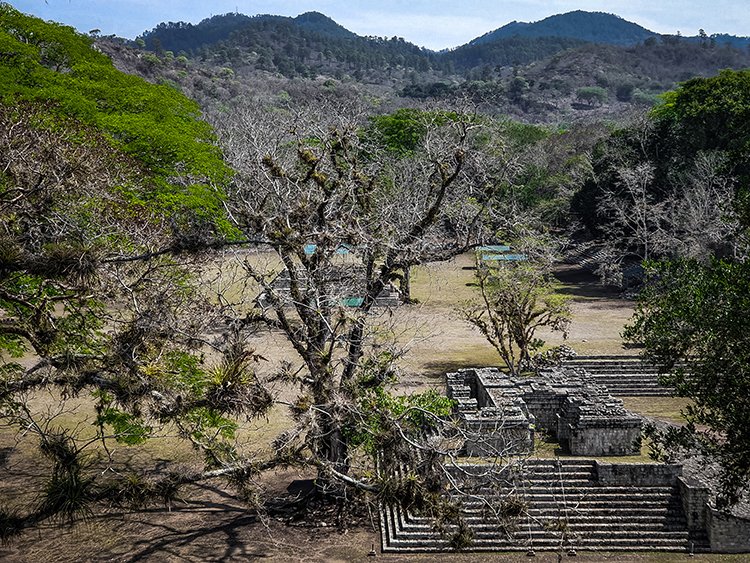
563 355 675 397
381 459 707 553
562 243 610 272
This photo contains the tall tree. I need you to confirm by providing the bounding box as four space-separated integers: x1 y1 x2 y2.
213 100 493 478
624 259 750 506
0 10 271 540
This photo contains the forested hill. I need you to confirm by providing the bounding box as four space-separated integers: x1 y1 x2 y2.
118 8 750 122
137 9 750 78
469 11 657 47
138 12 441 77
139 12 357 55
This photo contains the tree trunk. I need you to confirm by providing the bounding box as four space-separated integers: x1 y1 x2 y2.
400 265 412 303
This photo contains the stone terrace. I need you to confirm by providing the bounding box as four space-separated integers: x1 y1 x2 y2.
381 458 703 553
562 355 676 396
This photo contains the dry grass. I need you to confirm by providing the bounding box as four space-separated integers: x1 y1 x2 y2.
622 396 691 425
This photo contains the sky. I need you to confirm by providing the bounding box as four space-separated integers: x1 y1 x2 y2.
9 1 750 50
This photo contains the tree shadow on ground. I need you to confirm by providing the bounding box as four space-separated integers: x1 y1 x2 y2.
553 264 623 300
105 483 269 563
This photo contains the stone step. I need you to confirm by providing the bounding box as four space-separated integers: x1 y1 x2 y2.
386 529 691 543
390 514 689 536
471 489 676 498
589 383 668 389
458 507 683 520
468 490 675 498
514 474 597 482
382 538 694 552
460 499 678 511
605 391 673 397
587 375 664 381
403 516 688 530
571 366 686 371
583 375 668 381
398 526 691 540
591 384 669 391
514 467 597 474
381 509 698 552
453 465 597 476
516 480 674 496
596 383 669 388
571 366 662 373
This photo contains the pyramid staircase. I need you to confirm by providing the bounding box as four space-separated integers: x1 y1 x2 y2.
381 459 708 553
562 355 676 397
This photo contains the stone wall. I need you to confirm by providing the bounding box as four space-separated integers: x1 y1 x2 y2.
676 477 750 552
678 476 710 533
523 391 564 432
568 423 641 456
461 411 533 457
707 507 750 553
596 462 682 486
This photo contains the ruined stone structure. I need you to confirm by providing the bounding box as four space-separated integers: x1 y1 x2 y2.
379 361 750 554
381 459 700 552
446 367 642 457
381 456 750 554
562 355 676 396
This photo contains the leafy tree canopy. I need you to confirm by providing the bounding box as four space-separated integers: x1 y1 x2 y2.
367 108 461 155
654 69 750 155
624 259 750 505
653 69 750 223
0 3 232 234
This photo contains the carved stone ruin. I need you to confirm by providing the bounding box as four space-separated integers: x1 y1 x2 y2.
446 366 642 457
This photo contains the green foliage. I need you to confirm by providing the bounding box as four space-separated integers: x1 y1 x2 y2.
576 86 608 105
367 108 459 155
147 350 208 394
624 259 750 505
653 69 750 147
36 431 96 523
349 385 454 456
652 70 750 222
0 5 232 230
96 407 152 445
498 119 550 149
631 88 659 106
186 407 238 441
615 82 635 101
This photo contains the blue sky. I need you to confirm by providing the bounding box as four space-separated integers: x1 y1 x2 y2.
9 1 749 50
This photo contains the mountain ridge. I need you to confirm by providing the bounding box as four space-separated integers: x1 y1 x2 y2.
138 9 750 56
469 10 657 47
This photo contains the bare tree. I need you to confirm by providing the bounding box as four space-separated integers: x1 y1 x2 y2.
461 248 571 375
211 98 498 481
594 162 669 285
666 151 743 259
0 98 530 546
